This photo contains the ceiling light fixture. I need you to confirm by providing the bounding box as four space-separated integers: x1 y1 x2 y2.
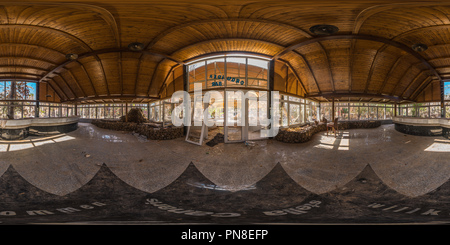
65 53 78 60
309 24 339 35
128 42 144 51
412 43 428 52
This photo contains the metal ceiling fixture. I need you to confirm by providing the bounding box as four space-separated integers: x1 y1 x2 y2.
128 42 144 51
65 53 78 60
412 43 428 52
309 24 339 35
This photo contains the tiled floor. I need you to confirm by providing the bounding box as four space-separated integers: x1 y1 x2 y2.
0 122 449 224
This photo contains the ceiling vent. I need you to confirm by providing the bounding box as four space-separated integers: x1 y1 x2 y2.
412 43 428 52
128 42 144 51
65 53 78 60
309 24 339 35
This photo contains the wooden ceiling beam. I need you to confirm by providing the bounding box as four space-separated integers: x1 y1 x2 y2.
0 56 57 66
377 55 404 95
145 18 312 50
52 74 77 99
317 42 335 92
291 50 321 93
45 79 69 101
0 24 93 52
364 49 381 93
75 60 98 97
0 72 41 77
64 69 87 98
39 48 182 85
0 65 48 73
277 58 307 94
273 34 441 82
390 66 413 97
411 76 435 101
400 70 427 98
0 43 66 57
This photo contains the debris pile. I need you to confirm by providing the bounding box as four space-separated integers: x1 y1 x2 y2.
120 108 148 124
275 120 381 143
205 133 224 147
91 119 183 141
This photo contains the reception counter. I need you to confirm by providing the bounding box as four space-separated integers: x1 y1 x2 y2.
393 116 450 138
0 116 79 140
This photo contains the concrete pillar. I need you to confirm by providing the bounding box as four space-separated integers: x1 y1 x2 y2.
332 97 335 121
440 80 445 118
35 82 40 118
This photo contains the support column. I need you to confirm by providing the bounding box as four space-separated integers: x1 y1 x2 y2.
394 103 397 117
268 60 275 138
440 80 445 118
183 64 189 136
35 82 40 118
331 97 335 121
125 102 128 122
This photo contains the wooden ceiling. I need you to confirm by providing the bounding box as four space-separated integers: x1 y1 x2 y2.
2 0 450 103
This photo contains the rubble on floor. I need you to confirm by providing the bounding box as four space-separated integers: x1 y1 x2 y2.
91 119 184 141
275 120 382 143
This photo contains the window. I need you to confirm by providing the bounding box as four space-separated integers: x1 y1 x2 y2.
289 103 300 125
188 55 270 91
320 102 396 121
0 80 38 119
445 82 450 101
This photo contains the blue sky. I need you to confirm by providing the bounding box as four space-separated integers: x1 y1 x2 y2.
445 82 450 96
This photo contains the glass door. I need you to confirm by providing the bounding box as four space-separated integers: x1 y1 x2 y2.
224 89 268 143
247 90 269 141
224 90 244 142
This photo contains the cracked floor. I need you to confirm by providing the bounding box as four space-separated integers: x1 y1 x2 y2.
0 123 449 225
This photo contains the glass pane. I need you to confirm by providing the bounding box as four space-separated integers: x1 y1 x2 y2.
369 107 377 119
97 107 103 118
5 81 13 99
23 106 35 118
430 106 440 118
26 82 37 100
226 91 243 141
349 106 359 120
188 61 206 91
40 106 49 118
105 107 113 119
445 81 450 100
360 107 368 120
225 57 245 88
0 106 7 119
247 58 268 89
248 91 267 140
155 106 160 121
15 81 26 100
207 58 226 88
0 82 4 99
280 102 288 127
164 103 172 122
289 103 300 125
114 106 122 119
418 107 429 118
186 125 203 143
337 106 348 120
90 107 97 119
378 107 385 120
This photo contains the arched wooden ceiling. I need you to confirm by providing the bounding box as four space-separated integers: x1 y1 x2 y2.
2 1 450 103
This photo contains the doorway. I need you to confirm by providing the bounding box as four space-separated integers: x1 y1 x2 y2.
224 89 268 143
